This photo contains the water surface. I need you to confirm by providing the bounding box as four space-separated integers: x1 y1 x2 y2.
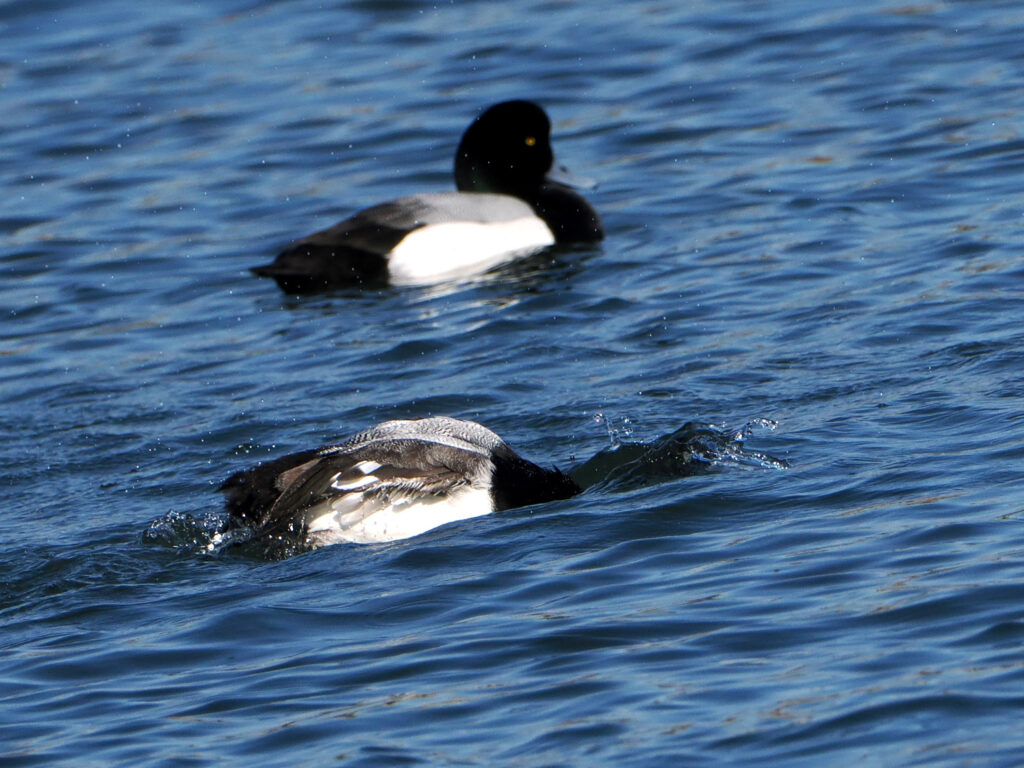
3 0 1024 765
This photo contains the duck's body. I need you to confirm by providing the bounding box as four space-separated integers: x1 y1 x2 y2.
259 192 555 289
219 417 580 547
251 101 602 292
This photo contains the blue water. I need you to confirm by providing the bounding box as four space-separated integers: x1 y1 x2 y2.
3 0 1024 764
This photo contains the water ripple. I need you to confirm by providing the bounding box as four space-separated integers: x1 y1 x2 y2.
4 0 1024 765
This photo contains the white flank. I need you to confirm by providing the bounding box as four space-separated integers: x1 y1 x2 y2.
387 218 555 285
305 485 494 545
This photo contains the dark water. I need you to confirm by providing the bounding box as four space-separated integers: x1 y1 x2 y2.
4 0 1024 764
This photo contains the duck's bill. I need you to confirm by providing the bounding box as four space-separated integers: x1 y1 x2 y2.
546 163 597 190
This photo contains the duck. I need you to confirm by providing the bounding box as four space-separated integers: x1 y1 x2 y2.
250 100 603 292
218 417 581 547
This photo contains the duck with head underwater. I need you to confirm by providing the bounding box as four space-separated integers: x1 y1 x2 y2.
251 100 603 292
217 416 581 549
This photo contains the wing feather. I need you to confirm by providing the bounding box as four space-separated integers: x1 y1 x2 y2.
245 439 489 537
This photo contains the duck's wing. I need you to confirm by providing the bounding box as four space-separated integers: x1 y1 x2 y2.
224 437 492 536
291 197 433 253
250 201 416 289
296 193 535 243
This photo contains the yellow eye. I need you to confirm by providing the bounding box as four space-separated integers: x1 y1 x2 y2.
524 136 536 147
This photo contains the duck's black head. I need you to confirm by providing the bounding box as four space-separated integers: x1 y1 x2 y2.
454 100 555 198
453 100 603 242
